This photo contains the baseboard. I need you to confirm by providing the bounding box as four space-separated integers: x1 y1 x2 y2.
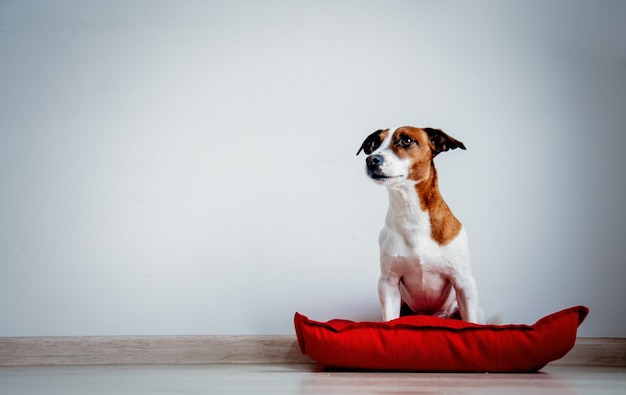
0 335 310 366
554 338 626 367
1 336 624 367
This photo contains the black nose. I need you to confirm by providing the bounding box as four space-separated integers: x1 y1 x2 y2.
366 154 384 169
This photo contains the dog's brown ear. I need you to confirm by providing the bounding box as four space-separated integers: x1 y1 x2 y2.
424 128 466 156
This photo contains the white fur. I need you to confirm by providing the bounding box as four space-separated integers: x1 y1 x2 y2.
366 129 484 323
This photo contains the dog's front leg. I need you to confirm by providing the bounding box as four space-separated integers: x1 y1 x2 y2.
378 277 401 321
453 274 481 323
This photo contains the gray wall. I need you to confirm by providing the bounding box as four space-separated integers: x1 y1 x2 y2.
1 0 625 337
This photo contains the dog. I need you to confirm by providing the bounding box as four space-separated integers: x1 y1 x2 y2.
357 126 484 323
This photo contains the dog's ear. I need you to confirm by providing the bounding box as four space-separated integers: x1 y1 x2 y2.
357 129 385 156
424 128 466 156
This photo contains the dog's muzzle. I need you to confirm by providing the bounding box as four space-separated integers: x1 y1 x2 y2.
366 154 387 180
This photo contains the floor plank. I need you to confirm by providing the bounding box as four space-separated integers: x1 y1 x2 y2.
1 364 625 395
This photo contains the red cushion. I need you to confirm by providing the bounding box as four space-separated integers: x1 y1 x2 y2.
294 306 588 372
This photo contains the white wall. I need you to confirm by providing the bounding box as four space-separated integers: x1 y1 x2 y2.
1 0 625 337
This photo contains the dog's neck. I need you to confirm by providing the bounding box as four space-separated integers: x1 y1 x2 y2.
386 162 462 245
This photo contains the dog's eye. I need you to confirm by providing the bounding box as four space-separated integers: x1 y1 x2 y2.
367 140 380 154
357 129 385 156
363 137 382 154
398 136 415 148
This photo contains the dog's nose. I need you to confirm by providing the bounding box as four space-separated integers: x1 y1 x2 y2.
366 154 384 168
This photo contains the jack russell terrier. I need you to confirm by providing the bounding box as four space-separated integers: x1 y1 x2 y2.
357 126 484 324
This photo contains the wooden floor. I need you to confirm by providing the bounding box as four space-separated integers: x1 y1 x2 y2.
1 364 625 394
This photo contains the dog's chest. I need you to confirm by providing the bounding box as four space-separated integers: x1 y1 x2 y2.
379 223 449 273
378 187 453 278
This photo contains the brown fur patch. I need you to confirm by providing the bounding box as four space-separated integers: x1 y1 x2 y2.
391 127 462 245
415 165 463 245
390 127 436 183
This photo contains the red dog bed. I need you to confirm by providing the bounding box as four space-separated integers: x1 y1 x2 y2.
294 306 588 372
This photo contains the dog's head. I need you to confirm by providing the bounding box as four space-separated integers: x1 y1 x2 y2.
356 127 466 186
